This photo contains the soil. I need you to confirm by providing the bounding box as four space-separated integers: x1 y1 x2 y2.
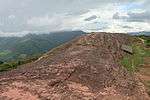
0 32 149 100
138 55 150 96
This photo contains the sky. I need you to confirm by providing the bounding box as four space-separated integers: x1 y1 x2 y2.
0 0 150 36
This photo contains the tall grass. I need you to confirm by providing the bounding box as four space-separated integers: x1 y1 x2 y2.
121 45 146 72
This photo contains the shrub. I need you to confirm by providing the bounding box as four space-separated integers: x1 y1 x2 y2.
0 61 4 64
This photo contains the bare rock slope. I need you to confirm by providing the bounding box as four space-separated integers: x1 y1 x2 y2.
0 32 149 100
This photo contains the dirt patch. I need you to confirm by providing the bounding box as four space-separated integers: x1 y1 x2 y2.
138 56 150 96
1 87 39 100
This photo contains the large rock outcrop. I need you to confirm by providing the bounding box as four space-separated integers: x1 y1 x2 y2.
0 32 149 100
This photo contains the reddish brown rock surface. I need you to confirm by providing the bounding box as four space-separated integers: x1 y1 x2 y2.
0 32 149 100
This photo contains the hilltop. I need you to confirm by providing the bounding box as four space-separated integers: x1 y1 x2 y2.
0 32 149 100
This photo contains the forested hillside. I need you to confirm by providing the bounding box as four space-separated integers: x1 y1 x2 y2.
0 31 85 62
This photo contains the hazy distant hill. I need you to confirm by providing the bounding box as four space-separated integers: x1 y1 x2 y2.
0 31 85 62
129 31 150 36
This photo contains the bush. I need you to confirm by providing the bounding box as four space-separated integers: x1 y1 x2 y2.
0 61 4 64
145 39 150 47
0 63 15 72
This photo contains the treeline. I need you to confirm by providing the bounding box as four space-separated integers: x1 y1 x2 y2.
0 55 40 72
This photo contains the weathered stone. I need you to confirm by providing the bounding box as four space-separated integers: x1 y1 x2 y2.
121 45 133 54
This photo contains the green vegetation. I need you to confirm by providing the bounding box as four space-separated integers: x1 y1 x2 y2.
0 61 4 64
0 31 85 62
0 31 85 72
121 35 150 72
0 50 11 56
138 35 150 47
0 55 40 72
144 38 150 47
121 45 145 71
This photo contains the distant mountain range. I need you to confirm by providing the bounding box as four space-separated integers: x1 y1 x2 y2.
129 31 150 36
0 31 86 62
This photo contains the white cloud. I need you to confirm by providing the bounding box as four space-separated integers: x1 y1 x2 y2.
0 30 32 37
8 15 16 19
0 0 150 36
103 20 150 33
24 2 150 34
27 15 59 27
26 14 81 32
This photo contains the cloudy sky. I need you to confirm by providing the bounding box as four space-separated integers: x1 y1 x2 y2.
0 0 150 36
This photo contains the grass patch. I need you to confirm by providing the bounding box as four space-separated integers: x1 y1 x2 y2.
121 35 150 72
121 45 145 72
